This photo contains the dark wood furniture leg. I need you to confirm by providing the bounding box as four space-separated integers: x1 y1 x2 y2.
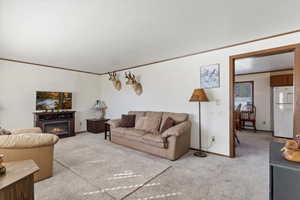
104 123 107 140
234 134 240 144
104 123 111 141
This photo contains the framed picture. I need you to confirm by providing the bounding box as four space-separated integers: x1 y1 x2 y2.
200 64 220 89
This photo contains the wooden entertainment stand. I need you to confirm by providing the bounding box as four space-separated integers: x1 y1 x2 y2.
33 111 76 137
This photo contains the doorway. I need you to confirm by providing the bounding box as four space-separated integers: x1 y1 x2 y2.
229 44 300 158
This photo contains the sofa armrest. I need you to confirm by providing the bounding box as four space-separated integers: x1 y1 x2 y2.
0 133 59 149
11 127 42 135
161 121 191 138
107 119 122 128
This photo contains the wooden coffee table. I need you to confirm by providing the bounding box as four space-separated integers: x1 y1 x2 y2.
0 160 39 200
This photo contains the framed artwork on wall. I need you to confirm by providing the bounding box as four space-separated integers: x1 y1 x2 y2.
200 64 220 89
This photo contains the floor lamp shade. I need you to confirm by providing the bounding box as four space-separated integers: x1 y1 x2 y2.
189 88 209 157
189 88 209 102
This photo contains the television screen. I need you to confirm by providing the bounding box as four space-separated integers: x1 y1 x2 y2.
36 91 72 110
36 92 60 110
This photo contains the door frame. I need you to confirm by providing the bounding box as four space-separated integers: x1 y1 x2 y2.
229 43 300 158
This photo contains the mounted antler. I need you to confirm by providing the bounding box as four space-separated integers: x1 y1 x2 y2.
124 72 143 95
108 72 116 81
108 72 121 91
125 72 136 85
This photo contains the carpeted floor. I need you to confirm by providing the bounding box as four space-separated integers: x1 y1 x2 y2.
36 131 272 200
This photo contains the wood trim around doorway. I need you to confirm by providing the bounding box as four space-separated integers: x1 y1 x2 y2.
229 43 300 158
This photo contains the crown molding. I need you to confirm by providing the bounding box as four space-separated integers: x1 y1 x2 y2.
0 58 102 76
103 28 300 75
1 29 300 76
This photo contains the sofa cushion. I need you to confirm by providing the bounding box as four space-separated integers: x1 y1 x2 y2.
145 111 163 119
135 117 147 130
122 134 143 142
111 127 128 136
142 134 165 149
123 128 148 137
159 112 188 132
120 114 136 128
160 117 176 133
121 128 148 142
128 111 146 124
142 117 161 135
107 119 122 128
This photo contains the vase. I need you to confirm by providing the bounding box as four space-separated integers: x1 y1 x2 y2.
95 110 104 119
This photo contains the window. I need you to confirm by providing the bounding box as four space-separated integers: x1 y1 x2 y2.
234 81 254 110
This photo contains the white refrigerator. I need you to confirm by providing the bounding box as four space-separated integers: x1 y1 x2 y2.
273 86 294 138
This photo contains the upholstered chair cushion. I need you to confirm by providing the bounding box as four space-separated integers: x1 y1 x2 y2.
11 127 42 135
160 117 176 133
120 114 136 128
0 133 59 149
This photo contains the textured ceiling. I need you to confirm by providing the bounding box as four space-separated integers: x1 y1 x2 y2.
1 0 300 74
235 52 294 75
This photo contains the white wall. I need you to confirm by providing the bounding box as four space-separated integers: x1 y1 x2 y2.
236 73 272 131
99 32 300 156
0 61 102 132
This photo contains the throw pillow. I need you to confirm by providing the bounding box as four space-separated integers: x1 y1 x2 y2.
120 114 136 128
142 116 161 135
160 117 176 133
135 117 147 130
0 127 11 135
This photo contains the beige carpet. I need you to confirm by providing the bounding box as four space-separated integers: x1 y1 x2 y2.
36 133 170 200
36 131 272 200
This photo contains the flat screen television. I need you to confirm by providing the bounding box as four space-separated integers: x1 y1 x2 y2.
36 91 72 111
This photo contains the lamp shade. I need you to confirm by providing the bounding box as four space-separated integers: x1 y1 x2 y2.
189 88 209 102
94 100 107 110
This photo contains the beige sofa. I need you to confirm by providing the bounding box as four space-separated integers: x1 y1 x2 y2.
0 128 59 182
108 111 191 160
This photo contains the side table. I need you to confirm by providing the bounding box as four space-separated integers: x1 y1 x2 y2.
87 119 109 133
104 122 111 141
0 160 39 200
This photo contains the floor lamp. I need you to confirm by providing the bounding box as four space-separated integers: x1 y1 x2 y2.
189 88 209 157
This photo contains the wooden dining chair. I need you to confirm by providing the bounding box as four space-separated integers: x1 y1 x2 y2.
240 104 256 132
233 104 242 144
